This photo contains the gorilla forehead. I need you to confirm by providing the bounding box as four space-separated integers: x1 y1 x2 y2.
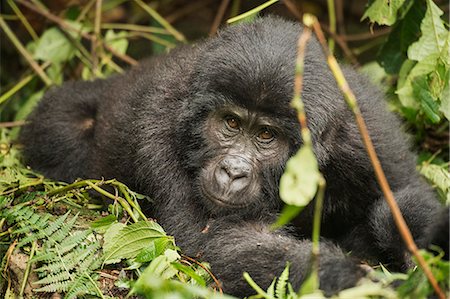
193 17 301 114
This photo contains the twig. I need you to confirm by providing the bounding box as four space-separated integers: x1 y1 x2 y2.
181 254 223 294
134 0 186 42
282 0 302 20
0 121 26 128
101 23 170 35
341 28 391 41
294 18 324 290
0 16 52 86
227 0 278 24
85 181 139 223
335 0 345 36
209 0 231 36
308 15 446 299
16 0 138 66
321 23 359 66
326 0 336 54
0 75 34 105
92 0 103 75
7 0 38 41
19 241 37 297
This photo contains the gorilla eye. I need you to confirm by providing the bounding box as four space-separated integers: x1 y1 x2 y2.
258 128 274 142
225 116 240 130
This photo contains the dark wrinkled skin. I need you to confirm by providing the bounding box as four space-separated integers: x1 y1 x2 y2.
20 17 448 297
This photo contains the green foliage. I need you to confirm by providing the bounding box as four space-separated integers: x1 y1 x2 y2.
103 220 174 264
0 203 103 297
279 146 320 207
368 0 450 126
397 251 450 298
362 0 407 26
1 0 449 298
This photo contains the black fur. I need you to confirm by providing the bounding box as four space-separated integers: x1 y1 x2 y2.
20 17 447 296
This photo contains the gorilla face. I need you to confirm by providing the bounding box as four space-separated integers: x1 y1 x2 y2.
199 105 290 209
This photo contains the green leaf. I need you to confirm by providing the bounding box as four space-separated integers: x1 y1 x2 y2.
135 237 173 263
298 267 319 295
103 220 169 264
419 163 450 198
275 263 290 299
377 0 426 74
172 262 207 286
408 0 448 61
412 75 441 123
361 0 407 26
271 204 303 230
33 28 76 63
396 54 439 109
104 29 128 55
439 85 450 120
279 145 320 207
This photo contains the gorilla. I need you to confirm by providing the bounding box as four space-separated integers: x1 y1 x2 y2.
20 17 448 296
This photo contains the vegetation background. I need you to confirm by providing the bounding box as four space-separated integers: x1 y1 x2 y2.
0 0 449 298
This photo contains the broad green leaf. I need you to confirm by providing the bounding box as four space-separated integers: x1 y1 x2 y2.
361 0 406 26
377 1 426 74
412 75 441 123
135 237 173 263
396 54 439 108
33 28 76 63
439 85 450 120
419 163 450 197
279 145 320 207
408 0 448 61
104 30 128 55
103 221 170 264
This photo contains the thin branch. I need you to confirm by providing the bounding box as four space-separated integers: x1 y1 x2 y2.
16 0 138 66
335 0 345 36
7 0 38 41
0 121 27 128
326 0 336 54
308 15 446 299
181 254 223 294
209 0 231 36
134 0 186 42
341 28 391 41
0 75 34 105
101 23 170 35
282 0 302 20
0 16 52 86
92 0 103 75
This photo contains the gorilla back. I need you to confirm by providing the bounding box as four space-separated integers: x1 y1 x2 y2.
21 17 447 296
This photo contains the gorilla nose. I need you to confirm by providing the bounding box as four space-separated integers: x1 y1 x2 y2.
216 156 251 190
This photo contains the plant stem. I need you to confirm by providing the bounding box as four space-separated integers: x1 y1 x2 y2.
134 0 186 42
0 16 51 86
19 241 37 297
308 15 446 299
85 181 139 223
326 0 336 54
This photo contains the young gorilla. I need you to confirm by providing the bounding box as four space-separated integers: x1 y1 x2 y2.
21 17 447 296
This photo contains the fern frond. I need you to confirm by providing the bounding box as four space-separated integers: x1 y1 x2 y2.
65 273 100 299
47 213 79 243
275 263 290 299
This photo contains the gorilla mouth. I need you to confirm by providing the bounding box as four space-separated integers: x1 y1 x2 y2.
199 181 250 208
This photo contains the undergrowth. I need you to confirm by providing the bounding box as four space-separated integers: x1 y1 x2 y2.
0 0 449 298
